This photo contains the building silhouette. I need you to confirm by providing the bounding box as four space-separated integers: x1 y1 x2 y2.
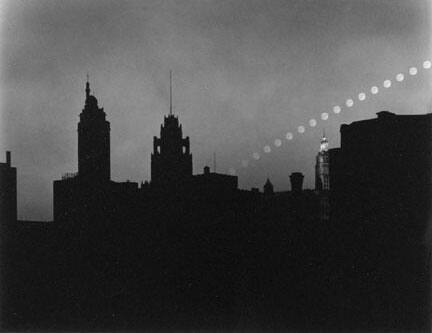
151 114 192 188
78 78 110 182
328 110 432 330
0 151 17 226
53 77 242 223
330 111 432 221
151 72 192 188
53 80 140 223
289 172 304 194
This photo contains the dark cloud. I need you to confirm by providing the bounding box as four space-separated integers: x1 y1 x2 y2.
1 0 430 219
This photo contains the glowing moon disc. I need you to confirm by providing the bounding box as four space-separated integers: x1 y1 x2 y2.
423 60 431 69
358 93 366 101
286 132 293 140
252 152 260 160
383 80 391 88
321 112 329 120
274 139 282 147
264 145 271 153
396 73 404 82
371 86 379 94
309 119 317 127
346 99 354 107
409 67 418 75
297 126 305 133
333 105 341 114
241 160 249 168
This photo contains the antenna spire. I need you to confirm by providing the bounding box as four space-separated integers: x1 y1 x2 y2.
169 70 173 115
85 73 90 99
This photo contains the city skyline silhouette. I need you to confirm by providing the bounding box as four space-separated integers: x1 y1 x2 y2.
1 0 431 220
1 88 430 330
1 2 431 331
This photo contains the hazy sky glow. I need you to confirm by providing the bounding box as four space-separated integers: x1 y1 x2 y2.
1 0 431 220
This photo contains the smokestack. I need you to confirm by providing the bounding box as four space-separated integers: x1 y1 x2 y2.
290 172 304 194
6 151 11 166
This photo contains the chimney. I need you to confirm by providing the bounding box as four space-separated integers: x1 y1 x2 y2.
290 172 304 194
204 166 210 175
6 151 11 166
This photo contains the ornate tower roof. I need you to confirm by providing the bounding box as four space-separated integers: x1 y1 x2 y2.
151 71 192 187
320 130 329 152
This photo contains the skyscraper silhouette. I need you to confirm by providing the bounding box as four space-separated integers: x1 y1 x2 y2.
78 78 110 181
53 79 114 221
151 73 192 188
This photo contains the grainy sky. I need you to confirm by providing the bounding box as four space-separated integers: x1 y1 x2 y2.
1 0 431 220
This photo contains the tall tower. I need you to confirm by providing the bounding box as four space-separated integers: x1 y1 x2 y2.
78 78 110 181
315 132 329 192
151 72 192 187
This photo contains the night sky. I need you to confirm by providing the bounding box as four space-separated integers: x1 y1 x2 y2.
1 0 431 220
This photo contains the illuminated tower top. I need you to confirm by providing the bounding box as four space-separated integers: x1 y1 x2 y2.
315 131 329 192
320 131 329 152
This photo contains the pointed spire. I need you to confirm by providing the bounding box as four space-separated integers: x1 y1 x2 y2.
264 177 274 194
85 73 90 99
213 152 216 173
169 70 173 115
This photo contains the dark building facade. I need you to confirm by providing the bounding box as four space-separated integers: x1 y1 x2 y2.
328 111 432 330
330 111 432 220
0 151 17 225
